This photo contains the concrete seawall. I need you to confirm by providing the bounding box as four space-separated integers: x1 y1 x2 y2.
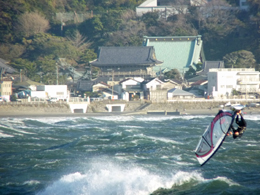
0 100 259 115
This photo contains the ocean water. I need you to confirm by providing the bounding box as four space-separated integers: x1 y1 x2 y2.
0 114 259 195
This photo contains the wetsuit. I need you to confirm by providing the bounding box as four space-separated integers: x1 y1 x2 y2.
232 113 247 139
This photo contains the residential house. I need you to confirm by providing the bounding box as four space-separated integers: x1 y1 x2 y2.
99 88 119 100
162 79 182 90
14 80 44 91
143 35 204 75
120 78 144 101
187 75 207 85
0 78 12 101
191 80 208 91
168 88 195 100
92 82 110 92
13 80 44 99
143 78 165 101
187 61 224 85
208 68 260 98
190 79 208 97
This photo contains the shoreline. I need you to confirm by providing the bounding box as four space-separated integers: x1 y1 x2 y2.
0 107 259 118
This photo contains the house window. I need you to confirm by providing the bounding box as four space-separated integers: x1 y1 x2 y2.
226 85 233 88
221 85 225 88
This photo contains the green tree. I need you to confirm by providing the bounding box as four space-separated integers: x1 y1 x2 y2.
101 10 122 32
81 16 104 37
26 33 78 60
10 58 37 79
36 56 57 84
223 50 256 68
164 69 182 80
141 11 159 28
79 49 97 65
184 66 196 79
0 0 25 42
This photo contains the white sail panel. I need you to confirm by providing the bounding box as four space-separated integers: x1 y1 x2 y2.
195 111 233 166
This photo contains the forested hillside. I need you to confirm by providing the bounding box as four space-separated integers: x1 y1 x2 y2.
0 0 259 84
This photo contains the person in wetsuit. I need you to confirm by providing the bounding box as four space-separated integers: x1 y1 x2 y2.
231 111 247 139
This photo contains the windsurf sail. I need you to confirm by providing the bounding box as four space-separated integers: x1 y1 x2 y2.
195 110 235 166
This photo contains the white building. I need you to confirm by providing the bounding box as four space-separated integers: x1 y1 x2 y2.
136 0 210 18
208 68 260 98
120 78 144 101
36 85 69 101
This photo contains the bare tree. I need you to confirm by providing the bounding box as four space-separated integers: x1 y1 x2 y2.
198 0 239 37
15 12 50 37
106 10 146 46
0 44 26 60
66 30 89 50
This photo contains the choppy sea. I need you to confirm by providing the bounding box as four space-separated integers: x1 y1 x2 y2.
0 114 259 195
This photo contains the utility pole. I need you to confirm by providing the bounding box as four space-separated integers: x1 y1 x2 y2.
20 69 22 82
56 63 59 85
112 70 114 100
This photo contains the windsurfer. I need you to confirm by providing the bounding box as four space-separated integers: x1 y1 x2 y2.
231 111 247 139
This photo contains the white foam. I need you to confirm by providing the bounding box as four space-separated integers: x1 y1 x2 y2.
243 114 260 121
0 132 13 138
37 160 205 195
146 136 182 145
0 123 34 135
212 176 240 186
23 180 40 185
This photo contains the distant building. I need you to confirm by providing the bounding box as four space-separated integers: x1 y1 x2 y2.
136 0 206 18
81 46 163 95
168 88 195 100
0 58 16 75
36 85 69 100
187 61 224 85
208 68 260 98
92 82 110 92
197 61 224 76
120 78 144 101
0 78 12 101
91 46 163 80
143 35 204 74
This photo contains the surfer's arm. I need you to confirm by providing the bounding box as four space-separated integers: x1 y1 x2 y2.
230 125 235 131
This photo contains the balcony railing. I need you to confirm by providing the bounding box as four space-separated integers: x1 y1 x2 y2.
237 79 260 85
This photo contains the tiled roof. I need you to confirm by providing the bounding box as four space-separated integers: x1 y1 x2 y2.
187 75 207 83
163 79 182 85
13 80 43 86
191 80 208 86
143 35 203 73
100 87 120 95
0 58 16 73
91 46 163 66
168 88 195 96
197 61 224 75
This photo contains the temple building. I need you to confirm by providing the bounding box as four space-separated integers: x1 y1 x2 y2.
90 46 163 81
